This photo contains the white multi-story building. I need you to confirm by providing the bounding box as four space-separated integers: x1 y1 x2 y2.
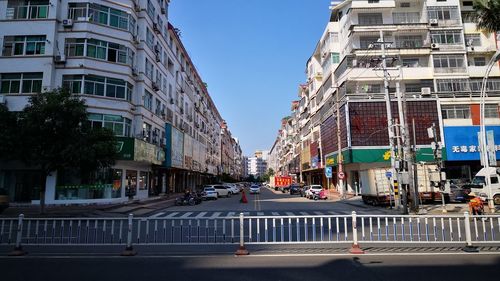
0 0 236 205
247 150 269 178
272 0 500 198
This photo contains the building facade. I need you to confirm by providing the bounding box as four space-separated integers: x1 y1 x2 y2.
0 0 243 205
271 0 500 198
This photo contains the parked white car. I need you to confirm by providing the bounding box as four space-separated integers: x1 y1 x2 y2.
224 183 240 194
202 187 218 200
249 185 261 194
305 185 323 199
204 185 231 198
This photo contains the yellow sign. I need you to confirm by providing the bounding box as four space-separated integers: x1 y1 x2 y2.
326 157 335 166
383 150 391 161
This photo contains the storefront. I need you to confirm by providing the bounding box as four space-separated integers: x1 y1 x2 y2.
443 125 500 181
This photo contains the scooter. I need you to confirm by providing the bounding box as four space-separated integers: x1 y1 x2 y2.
313 190 328 201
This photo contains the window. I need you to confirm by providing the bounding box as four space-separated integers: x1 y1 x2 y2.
146 28 154 50
152 128 160 144
359 36 380 49
88 113 131 136
358 13 383 25
441 105 470 119
465 34 481 46
167 57 174 74
145 59 154 80
147 0 156 20
400 2 411 7
65 38 134 65
331 52 340 63
427 6 459 22
368 0 380 3
143 123 152 142
431 30 463 45
68 3 136 33
155 98 161 115
2 35 46 56
484 104 499 118
1 73 42 94
393 12 420 24
144 90 153 111
402 58 420 67
463 1 473 6
405 83 422 93
472 57 486 66
63 75 132 101
7 1 49 20
395 35 423 48
433 55 466 73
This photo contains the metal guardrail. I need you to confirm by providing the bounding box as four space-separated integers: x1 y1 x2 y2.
1 212 499 255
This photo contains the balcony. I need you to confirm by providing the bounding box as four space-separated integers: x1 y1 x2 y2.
468 65 500 78
434 67 467 74
341 66 433 82
4 2 50 20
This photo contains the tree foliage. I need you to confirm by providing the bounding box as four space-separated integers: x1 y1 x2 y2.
473 0 500 33
0 104 18 161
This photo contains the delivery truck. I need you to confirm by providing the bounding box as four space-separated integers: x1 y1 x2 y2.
469 167 500 205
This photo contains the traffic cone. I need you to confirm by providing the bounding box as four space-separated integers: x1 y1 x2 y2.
240 190 248 203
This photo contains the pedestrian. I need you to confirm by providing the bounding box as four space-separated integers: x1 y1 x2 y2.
468 192 484 216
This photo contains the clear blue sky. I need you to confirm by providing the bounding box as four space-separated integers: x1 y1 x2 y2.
169 0 332 156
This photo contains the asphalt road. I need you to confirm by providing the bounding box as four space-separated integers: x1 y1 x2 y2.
1 252 499 281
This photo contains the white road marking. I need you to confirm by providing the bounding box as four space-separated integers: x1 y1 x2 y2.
271 212 280 216
164 212 179 218
257 212 265 216
314 211 324 215
226 212 236 217
149 212 165 218
300 212 310 216
210 212 222 218
180 212 193 218
195 212 207 218
285 212 295 216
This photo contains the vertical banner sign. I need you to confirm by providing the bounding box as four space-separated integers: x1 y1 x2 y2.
487 130 497 166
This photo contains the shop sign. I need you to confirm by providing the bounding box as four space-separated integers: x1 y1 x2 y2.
135 139 165 165
311 156 319 169
444 126 500 161
116 137 135 160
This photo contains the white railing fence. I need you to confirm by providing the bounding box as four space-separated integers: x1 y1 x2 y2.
1 212 499 255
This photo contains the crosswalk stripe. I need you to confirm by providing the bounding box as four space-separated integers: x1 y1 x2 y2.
271 212 280 216
165 212 179 218
226 212 236 217
285 212 295 216
257 212 265 216
314 211 324 215
210 212 222 218
300 212 310 216
195 212 207 218
180 212 193 218
149 212 165 218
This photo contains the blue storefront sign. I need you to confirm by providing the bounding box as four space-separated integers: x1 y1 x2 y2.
444 126 500 161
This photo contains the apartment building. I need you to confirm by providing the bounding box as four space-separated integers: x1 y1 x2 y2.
271 0 500 196
0 0 242 205
246 150 269 179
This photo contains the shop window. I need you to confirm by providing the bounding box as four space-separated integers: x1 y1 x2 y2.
55 168 122 200
139 171 149 190
126 170 137 197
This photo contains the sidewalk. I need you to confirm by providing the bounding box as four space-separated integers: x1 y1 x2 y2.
0 193 182 218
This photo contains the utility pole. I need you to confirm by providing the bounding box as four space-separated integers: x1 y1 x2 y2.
337 85 344 197
378 30 399 209
430 123 446 213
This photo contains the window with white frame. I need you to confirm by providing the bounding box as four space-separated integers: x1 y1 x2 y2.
431 30 463 45
146 28 155 50
485 104 499 118
62 75 132 101
0 73 43 94
358 13 383 25
2 35 46 56
155 98 161 115
145 59 154 80
427 6 459 22
144 90 153 111
67 3 136 33
441 105 470 119
88 113 131 136
471 57 486 66
64 38 134 65
143 122 152 142
433 55 466 73
465 34 481 46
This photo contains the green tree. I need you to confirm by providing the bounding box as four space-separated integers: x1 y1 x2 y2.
0 104 19 161
473 0 500 33
18 88 118 213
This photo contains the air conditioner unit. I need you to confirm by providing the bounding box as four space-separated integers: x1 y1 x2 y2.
155 54 161 62
134 2 141 12
161 7 166 14
431 43 440 50
429 19 438 26
169 98 174 104
421 87 431 96
62 19 73 27
153 23 160 33
132 67 138 76
0 94 6 104
152 82 159 91
54 55 66 63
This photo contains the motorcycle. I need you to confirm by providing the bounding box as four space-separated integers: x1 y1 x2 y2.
175 195 196 206
313 190 328 201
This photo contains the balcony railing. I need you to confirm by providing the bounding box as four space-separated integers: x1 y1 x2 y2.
434 67 467 74
5 5 49 20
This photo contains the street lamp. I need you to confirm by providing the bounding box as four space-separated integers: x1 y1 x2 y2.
479 50 500 213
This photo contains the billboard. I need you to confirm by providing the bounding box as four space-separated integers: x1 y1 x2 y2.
444 126 500 161
164 124 184 168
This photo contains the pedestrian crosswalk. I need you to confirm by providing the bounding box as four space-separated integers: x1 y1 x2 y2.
147 210 385 219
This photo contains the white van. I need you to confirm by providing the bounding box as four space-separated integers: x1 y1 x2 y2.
470 167 500 205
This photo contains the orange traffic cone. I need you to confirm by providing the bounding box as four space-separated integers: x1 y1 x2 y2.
240 190 248 203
